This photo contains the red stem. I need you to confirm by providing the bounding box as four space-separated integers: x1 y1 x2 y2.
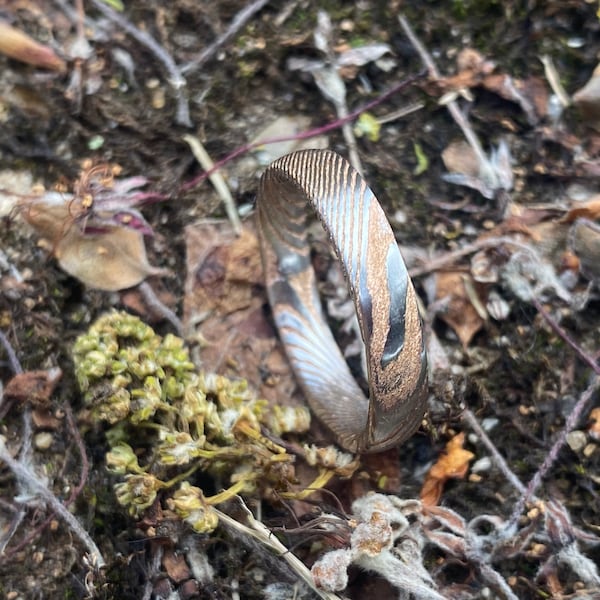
180 70 426 192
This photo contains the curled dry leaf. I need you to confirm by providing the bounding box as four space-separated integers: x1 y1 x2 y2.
420 432 475 507
435 271 486 347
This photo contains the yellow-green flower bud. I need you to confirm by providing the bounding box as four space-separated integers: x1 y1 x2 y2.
157 431 207 466
106 442 142 474
114 473 162 517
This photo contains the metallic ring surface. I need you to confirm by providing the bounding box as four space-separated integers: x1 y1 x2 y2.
257 149 427 453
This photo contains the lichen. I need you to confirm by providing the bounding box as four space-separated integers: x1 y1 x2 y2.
72 311 312 533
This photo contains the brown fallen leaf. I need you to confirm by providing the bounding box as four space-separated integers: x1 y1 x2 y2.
561 195 600 223
481 73 547 124
162 548 191 583
420 432 475 507
436 271 486 348
4 367 62 407
0 20 66 72
441 140 480 178
183 221 301 408
52 225 163 291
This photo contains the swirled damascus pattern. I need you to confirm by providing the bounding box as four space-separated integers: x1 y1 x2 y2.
257 149 427 453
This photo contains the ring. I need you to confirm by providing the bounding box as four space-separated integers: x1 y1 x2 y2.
257 149 427 453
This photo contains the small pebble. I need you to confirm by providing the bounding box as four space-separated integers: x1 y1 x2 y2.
583 443 596 458
471 456 492 474
481 417 499 432
566 430 587 453
34 431 53 451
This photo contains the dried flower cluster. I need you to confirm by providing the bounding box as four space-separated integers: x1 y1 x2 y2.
20 162 165 291
311 494 443 599
72 311 311 532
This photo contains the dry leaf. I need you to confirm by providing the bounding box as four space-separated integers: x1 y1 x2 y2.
420 432 475 507
54 225 163 291
4 367 62 407
435 271 486 347
481 73 546 124
562 195 600 223
0 20 66 72
162 548 191 583
251 115 328 165
23 195 163 290
183 221 301 408
441 140 480 178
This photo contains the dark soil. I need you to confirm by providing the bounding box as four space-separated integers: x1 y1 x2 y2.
0 1 599 599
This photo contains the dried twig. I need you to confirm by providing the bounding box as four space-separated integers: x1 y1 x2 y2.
398 15 490 172
540 55 571 109
0 331 23 375
138 281 184 336
181 0 270 75
532 297 600 376
182 134 242 235
216 501 342 600
408 236 538 278
509 375 600 526
4 403 92 557
398 15 512 200
0 437 105 567
462 409 526 495
88 0 191 127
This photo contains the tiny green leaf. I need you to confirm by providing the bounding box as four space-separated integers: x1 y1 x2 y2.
413 142 429 175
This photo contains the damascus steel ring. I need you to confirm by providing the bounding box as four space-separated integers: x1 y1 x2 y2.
257 149 427 453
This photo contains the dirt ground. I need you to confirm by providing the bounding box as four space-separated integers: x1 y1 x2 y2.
0 1 599 599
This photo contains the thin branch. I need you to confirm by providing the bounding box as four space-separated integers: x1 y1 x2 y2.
182 134 242 235
0 438 105 567
532 297 600 376
0 331 23 374
4 403 91 557
509 376 600 526
138 282 184 336
539 55 571 109
408 236 538 278
398 15 495 186
216 500 342 600
462 409 526 495
181 0 270 75
88 0 191 127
